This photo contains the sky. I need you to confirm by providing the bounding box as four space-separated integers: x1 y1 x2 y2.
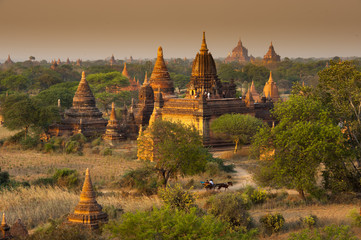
0 0 361 61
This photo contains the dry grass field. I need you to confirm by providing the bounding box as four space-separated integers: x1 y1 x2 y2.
1 127 361 238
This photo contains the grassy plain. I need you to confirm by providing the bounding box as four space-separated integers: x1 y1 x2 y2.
1 126 361 238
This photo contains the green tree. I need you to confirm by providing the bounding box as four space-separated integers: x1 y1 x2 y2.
1 75 31 91
211 114 263 153
138 120 209 187
251 94 347 200
1 94 60 139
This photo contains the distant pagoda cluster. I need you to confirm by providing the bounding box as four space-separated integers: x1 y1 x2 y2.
225 40 281 64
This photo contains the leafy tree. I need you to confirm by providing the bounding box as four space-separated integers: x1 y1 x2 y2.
87 71 129 93
251 94 347 200
317 61 361 167
1 75 31 91
138 120 209 187
1 94 60 139
211 114 263 153
169 73 189 92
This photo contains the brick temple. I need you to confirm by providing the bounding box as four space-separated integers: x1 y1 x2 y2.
225 39 250 63
263 42 281 64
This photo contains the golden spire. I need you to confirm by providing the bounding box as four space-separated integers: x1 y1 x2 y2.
268 71 274 83
109 102 116 121
1 213 6 226
200 32 208 53
81 71 86 80
144 71 148 85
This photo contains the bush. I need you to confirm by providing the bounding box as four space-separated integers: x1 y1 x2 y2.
91 137 102 147
208 157 235 173
65 140 81 154
207 192 252 231
119 166 159 195
0 168 10 187
259 213 285 235
242 186 268 205
348 209 361 227
158 184 196 211
6 131 25 144
103 205 124 220
28 219 101 240
32 177 55 186
104 207 258 240
70 133 87 144
52 168 80 190
300 215 318 228
43 142 55 153
289 225 357 240
205 162 220 176
20 135 41 150
102 147 112 156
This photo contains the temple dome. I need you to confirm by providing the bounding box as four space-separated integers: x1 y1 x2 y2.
225 39 250 63
263 42 281 64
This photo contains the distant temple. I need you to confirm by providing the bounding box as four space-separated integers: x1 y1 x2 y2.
50 59 58 70
263 42 281 64
225 40 250 63
109 54 116 66
76 59 82 66
106 63 140 93
67 169 108 229
66 58 71 65
3 55 14 65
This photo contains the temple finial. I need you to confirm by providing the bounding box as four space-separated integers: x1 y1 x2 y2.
144 71 148 84
157 46 163 57
86 168 89 176
268 71 274 82
200 32 208 52
82 71 86 79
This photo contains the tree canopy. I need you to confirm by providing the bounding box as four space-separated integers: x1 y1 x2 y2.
138 120 210 187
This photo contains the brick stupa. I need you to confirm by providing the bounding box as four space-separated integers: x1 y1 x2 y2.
0 213 12 240
263 71 281 102
67 169 108 229
4 55 13 65
225 40 250 63
249 81 260 102
48 72 107 138
149 47 175 97
263 42 281 64
103 102 126 142
109 54 116 66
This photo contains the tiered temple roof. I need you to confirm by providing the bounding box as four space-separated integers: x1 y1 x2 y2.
186 32 222 98
67 169 108 229
0 213 12 240
263 71 281 102
263 42 281 64
225 40 250 63
149 47 175 97
66 58 71 65
122 62 130 78
48 72 107 137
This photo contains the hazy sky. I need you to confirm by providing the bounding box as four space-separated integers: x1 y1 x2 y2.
1 0 360 61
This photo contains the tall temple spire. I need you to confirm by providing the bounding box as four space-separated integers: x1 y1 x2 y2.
67 168 108 229
143 71 148 85
200 32 208 53
110 102 116 121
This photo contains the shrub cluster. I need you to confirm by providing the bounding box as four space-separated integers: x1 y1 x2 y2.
119 166 159 195
259 213 285 235
158 184 196 211
32 168 80 190
289 225 357 240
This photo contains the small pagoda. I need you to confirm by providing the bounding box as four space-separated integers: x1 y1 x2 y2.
263 42 281 64
263 71 281 102
67 169 108 229
0 213 12 240
48 72 108 138
249 81 260 102
103 102 126 142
